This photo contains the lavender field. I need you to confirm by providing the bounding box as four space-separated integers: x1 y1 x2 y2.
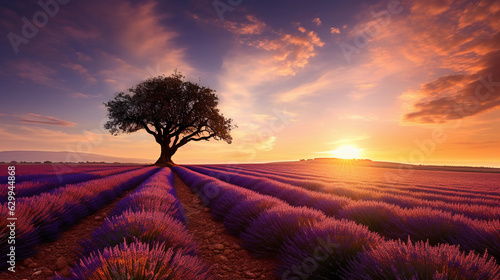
184 162 500 279
1 162 499 279
3 0 499 278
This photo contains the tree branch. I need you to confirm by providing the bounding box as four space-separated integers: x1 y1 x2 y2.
139 120 157 136
172 133 180 148
190 133 216 142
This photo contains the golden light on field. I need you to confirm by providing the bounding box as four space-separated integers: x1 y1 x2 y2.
331 145 362 159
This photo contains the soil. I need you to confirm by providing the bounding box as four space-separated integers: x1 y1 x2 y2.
173 174 278 280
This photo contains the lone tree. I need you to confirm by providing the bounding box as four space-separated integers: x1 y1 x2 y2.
104 72 234 166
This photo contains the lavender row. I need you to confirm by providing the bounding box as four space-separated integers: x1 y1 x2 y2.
173 166 500 279
206 165 500 207
54 168 212 279
0 167 159 271
188 166 500 261
0 164 131 183
218 163 500 197
0 165 142 202
0 164 91 180
194 165 500 221
79 167 189 256
201 165 500 220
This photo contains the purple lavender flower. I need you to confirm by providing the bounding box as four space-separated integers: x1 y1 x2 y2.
79 210 198 257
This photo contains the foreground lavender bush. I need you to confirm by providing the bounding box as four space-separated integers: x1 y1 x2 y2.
223 196 283 236
386 207 471 244
56 242 212 280
241 205 327 257
109 191 182 220
209 188 255 221
0 207 39 270
343 239 500 280
337 200 401 233
108 168 185 221
78 210 198 257
278 218 383 280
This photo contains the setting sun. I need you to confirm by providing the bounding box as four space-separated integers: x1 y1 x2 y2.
331 145 362 159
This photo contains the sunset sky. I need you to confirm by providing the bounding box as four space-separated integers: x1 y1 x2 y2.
0 0 499 166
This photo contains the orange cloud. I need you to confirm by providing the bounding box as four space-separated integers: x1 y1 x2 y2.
5 0 192 93
76 52 93 62
355 83 376 90
71 92 101 99
193 13 324 76
275 70 336 102
61 62 97 83
248 27 325 76
11 60 56 87
330 27 340 34
402 0 500 123
101 1 191 86
312 17 322 26
62 62 88 75
410 0 454 15
59 0 191 91
19 113 77 127
350 0 500 123
403 52 500 123
222 15 267 35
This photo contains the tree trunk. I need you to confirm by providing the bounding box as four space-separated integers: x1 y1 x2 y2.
154 143 175 166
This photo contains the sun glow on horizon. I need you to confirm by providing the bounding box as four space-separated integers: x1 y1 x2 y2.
331 145 362 159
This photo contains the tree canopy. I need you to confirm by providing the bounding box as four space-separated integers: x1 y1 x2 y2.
104 72 234 165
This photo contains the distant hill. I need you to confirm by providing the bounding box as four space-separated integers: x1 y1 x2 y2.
0 151 152 164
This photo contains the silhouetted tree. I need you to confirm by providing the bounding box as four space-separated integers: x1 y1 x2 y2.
104 72 234 166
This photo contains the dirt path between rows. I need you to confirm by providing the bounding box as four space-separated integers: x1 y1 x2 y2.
173 174 278 280
0 188 137 280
